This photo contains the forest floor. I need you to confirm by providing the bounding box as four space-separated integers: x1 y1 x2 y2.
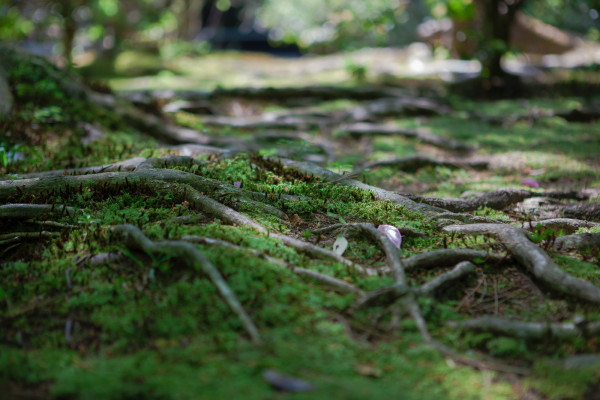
2 47 600 400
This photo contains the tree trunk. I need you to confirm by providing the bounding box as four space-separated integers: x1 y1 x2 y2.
58 0 77 67
477 0 526 81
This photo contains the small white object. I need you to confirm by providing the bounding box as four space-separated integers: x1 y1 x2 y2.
377 225 402 249
333 236 349 256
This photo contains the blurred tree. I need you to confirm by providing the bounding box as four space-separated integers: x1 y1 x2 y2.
255 0 426 53
467 0 527 80
423 0 600 93
0 0 179 67
2 0 597 85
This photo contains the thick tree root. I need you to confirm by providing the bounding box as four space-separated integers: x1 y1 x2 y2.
0 232 60 241
521 218 600 234
0 168 288 220
0 204 75 218
404 189 569 213
443 223 600 303
553 233 600 252
111 224 261 344
339 123 475 152
427 212 509 225
0 157 148 180
448 316 600 340
340 222 526 374
74 252 125 267
354 154 488 174
275 157 447 214
563 204 600 222
401 249 506 270
413 261 476 297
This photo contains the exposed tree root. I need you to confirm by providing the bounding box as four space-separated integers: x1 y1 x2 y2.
90 92 211 145
0 204 75 218
349 97 451 118
111 224 261 344
0 158 147 180
443 223 600 303
199 115 327 131
5 44 600 390
207 85 405 102
404 189 580 213
0 167 382 279
0 168 288 221
353 154 488 175
342 224 527 374
339 123 475 152
401 299 531 375
0 232 60 241
74 252 125 267
553 233 600 252
311 222 427 238
181 235 364 296
427 212 509 225
324 223 522 373
401 249 507 270
275 157 447 214
563 203 600 222
165 144 232 158
413 261 477 297
1 153 218 181
448 316 600 340
521 218 600 234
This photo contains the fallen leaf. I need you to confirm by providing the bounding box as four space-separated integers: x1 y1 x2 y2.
333 235 348 255
521 178 540 188
377 225 402 249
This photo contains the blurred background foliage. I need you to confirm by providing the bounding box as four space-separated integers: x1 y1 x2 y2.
0 0 598 79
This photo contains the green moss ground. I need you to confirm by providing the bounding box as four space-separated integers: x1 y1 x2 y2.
2 49 600 399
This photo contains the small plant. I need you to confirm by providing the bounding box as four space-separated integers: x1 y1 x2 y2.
344 57 368 83
326 161 353 174
0 141 26 167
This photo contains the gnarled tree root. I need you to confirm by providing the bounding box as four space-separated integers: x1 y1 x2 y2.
443 223 600 303
111 224 261 344
312 222 427 239
339 221 527 374
406 189 588 213
275 157 447 214
448 316 600 340
521 218 600 234
402 249 506 270
553 233 600 252
413 261 477 297
338 122 475 152
354 154 488 175
0 204 75 218
181 235 364 296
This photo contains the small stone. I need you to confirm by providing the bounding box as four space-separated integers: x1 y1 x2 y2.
263 369 314 392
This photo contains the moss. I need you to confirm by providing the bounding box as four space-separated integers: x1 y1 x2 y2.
3 51 600 398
